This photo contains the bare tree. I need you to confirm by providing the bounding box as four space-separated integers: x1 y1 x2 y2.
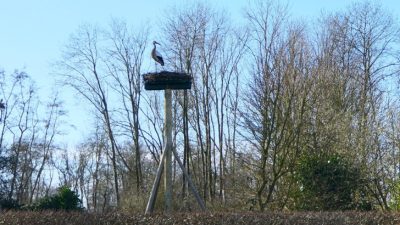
161 3 247 206
298 1 400 210
0 70 65 205
161 3 212 202
29 95 65 204
242 0 313 211
339 1 399 209
58 24 121 206
105 19 148 192
73 125 109 211
7 73 38 202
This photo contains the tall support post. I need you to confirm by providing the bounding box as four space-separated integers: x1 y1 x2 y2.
183 89 189 198
172 147 206 211
145 146 167 214
164 89 173 212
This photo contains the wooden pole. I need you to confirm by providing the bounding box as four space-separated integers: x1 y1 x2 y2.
145 146 167 214
164 89 173 212
172 147 206 211
145 89 173 214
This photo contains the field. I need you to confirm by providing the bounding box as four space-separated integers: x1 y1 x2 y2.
0 211 399 225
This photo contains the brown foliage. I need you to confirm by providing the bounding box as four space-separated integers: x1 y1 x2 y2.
0 211 400 225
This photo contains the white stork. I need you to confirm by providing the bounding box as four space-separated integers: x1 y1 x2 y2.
151 41 164 71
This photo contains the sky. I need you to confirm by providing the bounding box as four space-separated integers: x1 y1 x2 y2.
0 0 399 147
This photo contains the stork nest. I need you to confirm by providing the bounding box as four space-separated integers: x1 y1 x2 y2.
143 71 192 90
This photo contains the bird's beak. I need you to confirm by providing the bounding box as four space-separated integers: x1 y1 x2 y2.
155 41 161 45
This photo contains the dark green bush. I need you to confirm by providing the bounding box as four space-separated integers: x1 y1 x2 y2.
0 197 20 210
295 153 371 210
33 186 83 211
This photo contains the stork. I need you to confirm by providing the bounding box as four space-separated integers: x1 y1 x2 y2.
151 41 164 71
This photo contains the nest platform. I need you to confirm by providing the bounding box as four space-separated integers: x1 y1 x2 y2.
143 71 192 90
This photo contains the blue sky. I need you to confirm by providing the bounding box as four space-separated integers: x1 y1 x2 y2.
0 0 399 146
